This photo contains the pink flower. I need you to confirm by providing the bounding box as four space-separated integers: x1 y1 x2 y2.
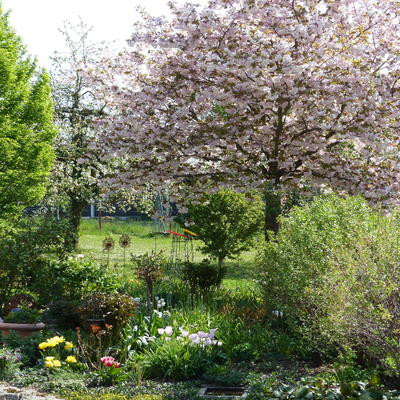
101 356 116 367
113 362 120 368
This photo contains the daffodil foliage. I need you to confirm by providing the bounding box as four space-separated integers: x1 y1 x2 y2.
90 0 400 203
0 6 56 218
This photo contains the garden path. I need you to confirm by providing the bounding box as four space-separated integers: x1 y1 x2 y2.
0 383 62 400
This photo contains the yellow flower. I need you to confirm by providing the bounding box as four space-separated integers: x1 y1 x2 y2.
38 342 48 350
45 338 58 347
44 356 61 368
64 341 74 350
53 336 65 344
44 336 65 348
65 356 77 363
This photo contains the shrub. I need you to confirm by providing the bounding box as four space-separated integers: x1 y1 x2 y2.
45 299 81 330
180 189 263 270
31 257 120 306
181 259 226 294
4 306 42 323
132 251 167 311
257 195 400 372
74 293 137 369
0 331 45 366
246 374 395 400
216 288 267 325
0 216 69 311
78 292 138 342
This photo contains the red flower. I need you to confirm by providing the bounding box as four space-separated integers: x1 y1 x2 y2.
100 356 120 368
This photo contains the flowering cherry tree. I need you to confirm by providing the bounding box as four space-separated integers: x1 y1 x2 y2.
90 0 400 228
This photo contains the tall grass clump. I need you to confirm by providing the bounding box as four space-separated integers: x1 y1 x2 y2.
257 195 400 374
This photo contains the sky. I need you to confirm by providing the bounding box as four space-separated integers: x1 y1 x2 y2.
1 0 188 67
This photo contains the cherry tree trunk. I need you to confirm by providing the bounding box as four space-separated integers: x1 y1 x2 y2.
264 187 281 239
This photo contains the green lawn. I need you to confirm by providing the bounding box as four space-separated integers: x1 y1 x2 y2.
77 219 258 289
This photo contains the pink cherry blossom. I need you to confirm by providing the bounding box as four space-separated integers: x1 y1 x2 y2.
87 0 400 207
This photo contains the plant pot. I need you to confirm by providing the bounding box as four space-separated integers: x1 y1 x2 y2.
0 322 45 337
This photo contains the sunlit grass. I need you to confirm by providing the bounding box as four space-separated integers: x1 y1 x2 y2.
78 219 257 288
80 218 181 237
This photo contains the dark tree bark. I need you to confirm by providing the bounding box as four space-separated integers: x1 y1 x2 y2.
264 186 281 239
217 254 225 273
64 197 87 251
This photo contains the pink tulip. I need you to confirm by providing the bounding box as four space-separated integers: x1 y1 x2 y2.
101 356 116 367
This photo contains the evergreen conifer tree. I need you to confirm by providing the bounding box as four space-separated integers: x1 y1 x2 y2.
0 4 56 219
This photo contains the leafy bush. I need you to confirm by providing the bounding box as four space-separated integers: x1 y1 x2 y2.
132 251 167 310
32 257 121 306
153 277 193 307
0 216 69 311
247 374 400 400
0 331 45 366
180 189 263 270
4 306 42 323
257 195 400 372
45 299 82 330
181 259 226 294
216 288 267 325
78 292 138 342
73 293 137 371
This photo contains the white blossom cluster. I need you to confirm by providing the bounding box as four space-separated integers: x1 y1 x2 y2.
155 296 166 309
157 326 222 347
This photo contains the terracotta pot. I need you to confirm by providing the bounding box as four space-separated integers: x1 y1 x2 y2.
0 322 45 337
